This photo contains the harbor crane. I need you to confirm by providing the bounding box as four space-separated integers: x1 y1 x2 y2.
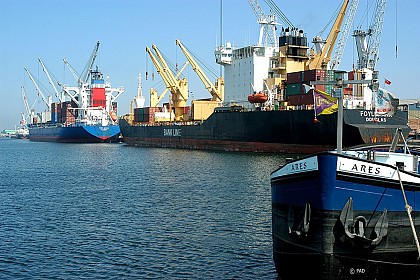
353 0 387 70
247 0 278 47
62 59 82 106
81 41 100 84
307 0 350 70
24 67 52 111
329 0 360 70
146 46 189 107
146 45 189 121
62 41 102 107
38 57 64 102
20 85 36 125
176 39 224 102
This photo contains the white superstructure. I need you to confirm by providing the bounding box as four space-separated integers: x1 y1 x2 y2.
215 43 278 108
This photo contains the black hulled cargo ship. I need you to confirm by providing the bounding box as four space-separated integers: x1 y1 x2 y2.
119 107 410 154
119 16 412 153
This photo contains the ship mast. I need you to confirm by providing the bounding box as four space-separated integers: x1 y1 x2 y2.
311 75 373 154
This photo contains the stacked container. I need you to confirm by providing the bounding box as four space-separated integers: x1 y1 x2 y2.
133 107 163 123
286 69 330 107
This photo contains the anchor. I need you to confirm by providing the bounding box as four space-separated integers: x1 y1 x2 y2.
335 197 388 248
288 202 311 238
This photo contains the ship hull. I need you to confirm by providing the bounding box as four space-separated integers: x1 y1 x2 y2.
271 152 420 279
28 124 121 143
120 109 410 154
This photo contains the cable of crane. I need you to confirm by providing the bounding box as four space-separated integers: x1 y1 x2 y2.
182 43 219 79
263 0 294 28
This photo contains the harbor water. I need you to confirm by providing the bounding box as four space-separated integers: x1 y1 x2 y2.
0 138 289 279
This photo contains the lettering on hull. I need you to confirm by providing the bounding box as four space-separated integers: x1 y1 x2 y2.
163 128 181 137
359 110 393 123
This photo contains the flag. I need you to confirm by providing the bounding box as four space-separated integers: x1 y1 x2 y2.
373 88 398 115
313 88 338 116
384 79 391 85
303 84 312 94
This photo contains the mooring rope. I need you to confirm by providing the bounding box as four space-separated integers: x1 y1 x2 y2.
396 166 420 260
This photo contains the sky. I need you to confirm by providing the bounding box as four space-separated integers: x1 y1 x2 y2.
1 0 419 130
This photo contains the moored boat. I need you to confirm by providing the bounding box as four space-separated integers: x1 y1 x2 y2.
270 133 420 279
270 72 420 278
119 0 413 153
120 107 410 154
24 42 124 143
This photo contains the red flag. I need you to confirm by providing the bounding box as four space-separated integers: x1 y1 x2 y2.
384 79 391 85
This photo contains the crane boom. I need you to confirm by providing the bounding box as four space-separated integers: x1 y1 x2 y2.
152 44 188 101
151 45 179 92
353 0 387 70
80 41 100 83
149 62 189 107
21 85 31 116
366 0 387 70
330 0 359 70
146 46 189 108
146 46 173 89
176 39 223 102
38 57 63 102
24 67 51 110
308 0 349 70
63 58 80 82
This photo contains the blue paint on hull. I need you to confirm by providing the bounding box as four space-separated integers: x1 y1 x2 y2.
271 153 420 212
28 124 121 143
271 152 420 279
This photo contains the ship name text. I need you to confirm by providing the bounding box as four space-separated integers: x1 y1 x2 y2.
290 161 307 171
163 128 181 137
359 111 392 123
351 163 380 175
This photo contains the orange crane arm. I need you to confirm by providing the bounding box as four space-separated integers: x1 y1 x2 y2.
308 0 349 70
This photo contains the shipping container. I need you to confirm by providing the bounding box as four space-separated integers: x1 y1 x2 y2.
285 83 303 96
314 84 326 92
287 71 303 84
348 71 355 80
325 84 334 95
287 94 314 106
303 69 326 82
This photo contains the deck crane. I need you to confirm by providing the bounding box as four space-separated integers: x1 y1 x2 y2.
38 57 64 102
146 45 189 121
63 58 80 82
307 0 350 70
80 41 100 84
176 39 224 102
20 85 36 125
62 41 101 105
329 0 360 70
353 0 387 70
146 46 189 107
24 67 52 111
247 0 278 47
21 86 31 118
61 58 82 105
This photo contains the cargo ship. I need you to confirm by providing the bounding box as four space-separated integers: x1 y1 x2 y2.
119 106 410 154
119 37 410 153
24 42 124 143
119 1 412 153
